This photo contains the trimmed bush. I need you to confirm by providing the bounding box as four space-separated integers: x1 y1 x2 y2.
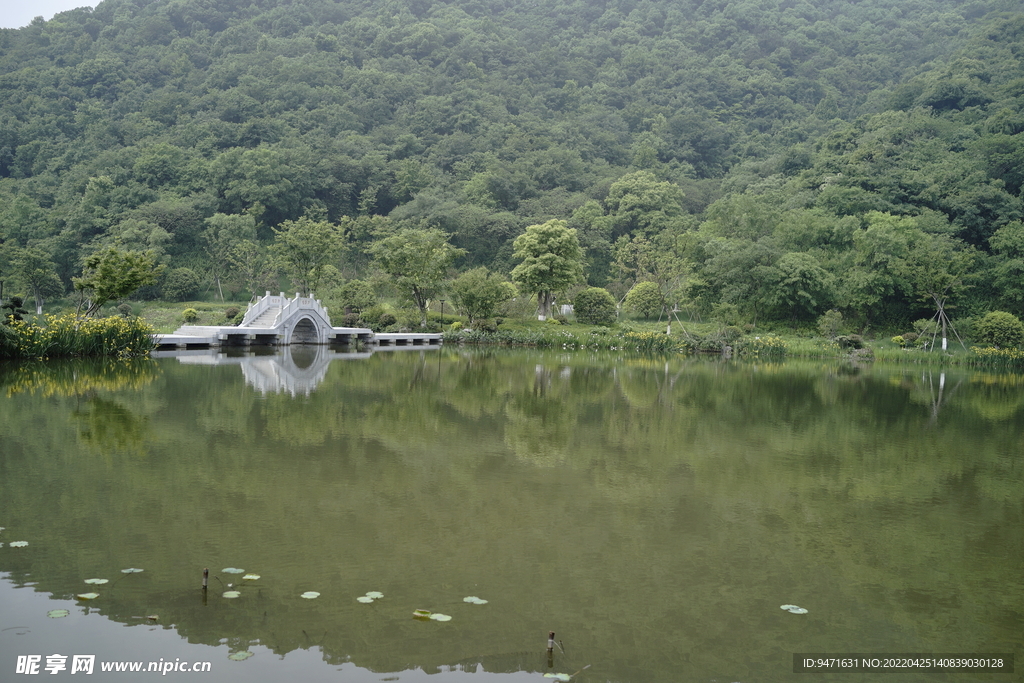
976 311 1024 348
625 281 664 319
574 287 617 326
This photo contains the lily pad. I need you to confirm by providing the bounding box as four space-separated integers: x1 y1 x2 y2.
77 593 100 600
121 567 144 574
543 675 571 682
227 651 253 661
9 541 28 547
365 591 384 599
47 609 70 618
356 596 374 603
463 596 488 605
300 591 320 599
780 604 808 614
242 574 260 581
222 568 245 574
222 591 241 599
412 609 432 618
84 578 108 585
429 613 452 622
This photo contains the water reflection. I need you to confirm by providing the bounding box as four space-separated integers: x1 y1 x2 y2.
0 351 1021 682
151 344 436 396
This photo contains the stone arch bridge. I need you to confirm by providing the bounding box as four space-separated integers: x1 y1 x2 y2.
154 292 441 350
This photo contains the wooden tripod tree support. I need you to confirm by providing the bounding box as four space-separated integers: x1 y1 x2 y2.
925 293 968 353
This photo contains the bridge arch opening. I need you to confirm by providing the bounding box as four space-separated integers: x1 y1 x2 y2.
290 317 320 345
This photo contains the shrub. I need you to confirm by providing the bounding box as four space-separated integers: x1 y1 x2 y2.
117 303 134 317
891 335 906 347
360 306 384 327
335 279 377 313
817 309 843 339
835 334 864 349
162 267 202 302
574 287 617 326
341 312 361 327
710 302 742 326
913 318 939 336
182 308 199 324
625 281 664 319
224 306 240 321
976 311 1024 348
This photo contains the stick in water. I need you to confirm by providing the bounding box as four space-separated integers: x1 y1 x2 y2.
202 568 209 590
547 631 556 651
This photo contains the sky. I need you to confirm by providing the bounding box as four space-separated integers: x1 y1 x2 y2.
0 0 97 29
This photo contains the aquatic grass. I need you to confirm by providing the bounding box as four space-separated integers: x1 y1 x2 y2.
736 335 788 359
444 327 683 352
0 314 156 360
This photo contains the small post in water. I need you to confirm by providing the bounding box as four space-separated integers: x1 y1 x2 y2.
202 568 209 590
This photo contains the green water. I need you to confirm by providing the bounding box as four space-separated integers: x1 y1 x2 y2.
0 347 1020 682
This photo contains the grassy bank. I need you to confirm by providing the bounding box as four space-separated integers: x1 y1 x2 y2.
444 318 1024 369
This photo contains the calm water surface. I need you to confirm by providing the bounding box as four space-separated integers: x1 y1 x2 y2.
0 347 1020 682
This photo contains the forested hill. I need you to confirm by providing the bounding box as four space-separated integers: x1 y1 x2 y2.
1 0 1023 327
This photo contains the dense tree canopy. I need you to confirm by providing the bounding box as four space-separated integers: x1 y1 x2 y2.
0 0 1022 328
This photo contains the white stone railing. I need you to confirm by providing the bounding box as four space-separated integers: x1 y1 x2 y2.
242 292 331 328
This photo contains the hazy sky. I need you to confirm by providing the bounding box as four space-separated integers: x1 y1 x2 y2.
1 0 97 29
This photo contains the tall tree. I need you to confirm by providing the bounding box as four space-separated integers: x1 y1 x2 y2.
73 247 163 317
203 213 257 301
270 216 345 297
9 246 64 315
511 220 585 319
449 267 517 324
369 228 465 327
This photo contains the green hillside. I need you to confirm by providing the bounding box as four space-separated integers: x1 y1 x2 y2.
1 0 1022 329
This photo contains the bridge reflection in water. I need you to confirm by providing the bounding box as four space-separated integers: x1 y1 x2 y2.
150 343 439 397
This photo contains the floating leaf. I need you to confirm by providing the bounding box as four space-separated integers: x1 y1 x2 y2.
222 568 245 574
242 574 260 581
47 609 70 618
543 675 571 682
365 591 384 599
780 604 808 614
356 596 374 603
429 613 452 622
77 593 100 600
121 567 143 574
227 651 253 661
300 591 320 599
9 541 28 547
84 578 108 585
413 609 432 618
222 591 241 598
147 615 158 621
463 596 488 604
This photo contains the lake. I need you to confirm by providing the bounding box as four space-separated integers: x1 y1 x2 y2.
0 346 1020 682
